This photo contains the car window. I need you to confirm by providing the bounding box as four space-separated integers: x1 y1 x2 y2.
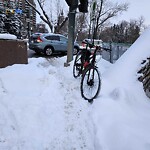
45 35 60 41
60 36 68 42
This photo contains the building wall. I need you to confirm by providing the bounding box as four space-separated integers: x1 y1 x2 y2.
18 0 36 36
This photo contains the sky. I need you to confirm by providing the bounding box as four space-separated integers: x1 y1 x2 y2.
111 0 150 26
36 0 150 29
0 27 150 149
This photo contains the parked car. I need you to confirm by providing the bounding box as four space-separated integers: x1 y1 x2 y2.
80 38 103 50
29 33 80 56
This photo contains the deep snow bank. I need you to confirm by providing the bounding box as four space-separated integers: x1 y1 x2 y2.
91 28 150 150
104 27 150 87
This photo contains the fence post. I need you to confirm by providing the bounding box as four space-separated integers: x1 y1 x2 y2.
109 42 113 63
117 45 120 60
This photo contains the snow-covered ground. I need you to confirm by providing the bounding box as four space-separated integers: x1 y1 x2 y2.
0 28 150 150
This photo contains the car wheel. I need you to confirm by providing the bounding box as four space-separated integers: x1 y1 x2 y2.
44 47 53 56
73 47 79 55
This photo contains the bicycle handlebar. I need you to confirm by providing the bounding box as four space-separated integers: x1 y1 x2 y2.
82 40 111 52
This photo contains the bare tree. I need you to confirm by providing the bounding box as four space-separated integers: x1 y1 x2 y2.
25 0 68 33
88 0 129 39
75 13 88 41
99 18 144 43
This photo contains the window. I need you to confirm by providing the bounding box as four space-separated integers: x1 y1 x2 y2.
60 36 68 42
45 35 60 41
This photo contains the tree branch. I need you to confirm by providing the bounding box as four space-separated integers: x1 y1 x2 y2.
25 0 53 31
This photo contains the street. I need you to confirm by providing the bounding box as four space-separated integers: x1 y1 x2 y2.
27 49 67 58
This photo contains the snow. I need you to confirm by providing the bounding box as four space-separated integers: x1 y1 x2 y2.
0 28 150 150
0 33 17 40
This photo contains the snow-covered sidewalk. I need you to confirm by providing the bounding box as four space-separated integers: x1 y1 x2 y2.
0 57 100 150
0 28 150 150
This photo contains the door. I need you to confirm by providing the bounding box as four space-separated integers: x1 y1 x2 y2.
59 36 68 51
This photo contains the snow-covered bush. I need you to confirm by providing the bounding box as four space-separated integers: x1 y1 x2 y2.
0 12 23 39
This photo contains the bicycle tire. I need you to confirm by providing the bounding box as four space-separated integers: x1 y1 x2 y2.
73 51 82 78
80 65 101 101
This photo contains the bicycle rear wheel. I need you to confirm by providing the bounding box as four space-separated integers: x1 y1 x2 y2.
73 51 82 78
81 65 101 101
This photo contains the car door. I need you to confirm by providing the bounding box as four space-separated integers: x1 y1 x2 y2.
45 35 60 51
59 36 68 51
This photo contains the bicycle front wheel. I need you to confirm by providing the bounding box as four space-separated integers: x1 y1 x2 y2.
81 66 101 101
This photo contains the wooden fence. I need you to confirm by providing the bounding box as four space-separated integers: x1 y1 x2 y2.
138 57 150 98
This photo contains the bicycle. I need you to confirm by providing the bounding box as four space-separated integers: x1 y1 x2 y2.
73 40 102 102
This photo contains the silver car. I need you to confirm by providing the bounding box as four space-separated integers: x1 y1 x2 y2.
29 33 80 56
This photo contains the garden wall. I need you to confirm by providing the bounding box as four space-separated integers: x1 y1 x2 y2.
0 40 28 68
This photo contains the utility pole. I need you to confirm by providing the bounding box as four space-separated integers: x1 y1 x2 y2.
64 0 88 67
64 0 78 67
